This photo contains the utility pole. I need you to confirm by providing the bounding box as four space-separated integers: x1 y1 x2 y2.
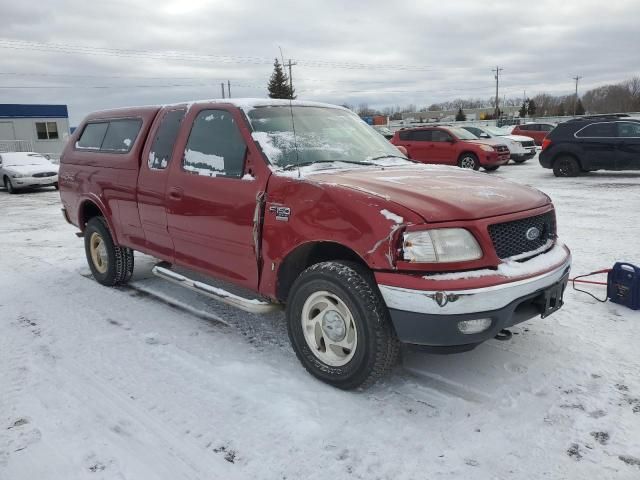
284 58 297 93
227 80 231 98
221 82 225 99
573 75 582 116
492 66 503 118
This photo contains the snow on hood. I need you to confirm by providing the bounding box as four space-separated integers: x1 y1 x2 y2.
504 134 536 143
306 163 550 223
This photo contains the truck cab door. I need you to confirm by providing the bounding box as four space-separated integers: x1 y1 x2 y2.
616 121 640 170
165 105 267 290
137 107 186 261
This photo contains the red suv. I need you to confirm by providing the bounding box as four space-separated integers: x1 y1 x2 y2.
512 123 555 146
391 126 510 171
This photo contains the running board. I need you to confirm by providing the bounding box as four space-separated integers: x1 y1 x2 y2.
151 265 282 314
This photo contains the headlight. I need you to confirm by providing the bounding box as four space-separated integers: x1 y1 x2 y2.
479 144 494 152
11 173 25 178
403 229 483 263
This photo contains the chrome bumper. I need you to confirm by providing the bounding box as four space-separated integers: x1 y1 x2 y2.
379 253 572 315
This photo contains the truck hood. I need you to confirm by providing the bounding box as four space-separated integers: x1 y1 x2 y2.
308 164 550 223
503 134 535 143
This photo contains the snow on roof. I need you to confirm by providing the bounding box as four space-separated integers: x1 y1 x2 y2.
88 98 347 119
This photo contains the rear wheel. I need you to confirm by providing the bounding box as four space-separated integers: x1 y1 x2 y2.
458 153 479 170
286 261 399 389
553 156 580 177
84 216 134 286
4 176 17 194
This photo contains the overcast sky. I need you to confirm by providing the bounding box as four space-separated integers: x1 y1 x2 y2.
0 0 638 124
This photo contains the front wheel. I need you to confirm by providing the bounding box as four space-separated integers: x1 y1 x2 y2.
484 165 500 172
286 261 399 389
458 153 479 170
4 176 17 194
512 158 528 164
84 216 134 286
553 156 580 177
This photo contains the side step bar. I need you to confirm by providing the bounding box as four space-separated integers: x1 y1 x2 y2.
151 265 282 314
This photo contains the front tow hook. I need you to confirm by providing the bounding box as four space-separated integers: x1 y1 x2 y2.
494 329 513 341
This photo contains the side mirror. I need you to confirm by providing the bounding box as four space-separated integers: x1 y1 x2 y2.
448 137 456 143
481 133 490 138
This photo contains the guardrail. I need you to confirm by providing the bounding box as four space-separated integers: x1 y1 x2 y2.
0 139 33 152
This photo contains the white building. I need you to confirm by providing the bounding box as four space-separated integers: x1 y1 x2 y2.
0 104 71 160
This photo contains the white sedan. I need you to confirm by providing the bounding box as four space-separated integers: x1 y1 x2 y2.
462 126 537 163
0 152 59 194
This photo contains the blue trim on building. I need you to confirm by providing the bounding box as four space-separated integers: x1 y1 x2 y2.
0 104 69 119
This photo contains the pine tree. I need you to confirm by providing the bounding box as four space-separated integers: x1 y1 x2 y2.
575 98 585 115
519 101 528 118
455 107 466 121
556 102 565 116
267 58 296 99
527 99 537 117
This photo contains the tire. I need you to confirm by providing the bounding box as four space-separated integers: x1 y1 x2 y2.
4 176 17 194
286 261 399 390
84 216 134 286
553 156 581 177
512 158 527 164
458 153 479 170
484 166 500 172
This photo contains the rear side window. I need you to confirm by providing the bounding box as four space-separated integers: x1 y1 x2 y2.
76 119 142 152
182 109 247 178
576 122 616 138
539 124 554 132
77 122 109 149
398 130 412 141
148 109 186 169
410 130 433 141
101 119 142 152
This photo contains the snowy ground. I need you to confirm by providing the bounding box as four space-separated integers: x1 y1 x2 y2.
1 158 640 479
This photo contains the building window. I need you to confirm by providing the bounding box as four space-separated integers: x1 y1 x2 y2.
35 122 59 140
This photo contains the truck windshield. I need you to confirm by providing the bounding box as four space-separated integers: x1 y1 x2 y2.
247 106 406 169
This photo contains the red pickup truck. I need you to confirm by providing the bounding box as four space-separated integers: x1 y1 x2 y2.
59 99 571 389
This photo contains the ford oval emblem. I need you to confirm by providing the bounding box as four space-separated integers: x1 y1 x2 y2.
526 227 541 241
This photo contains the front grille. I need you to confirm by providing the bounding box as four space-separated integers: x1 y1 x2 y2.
495 145 509 154
33 172 56 178
488 211 556 259
520 140 535 148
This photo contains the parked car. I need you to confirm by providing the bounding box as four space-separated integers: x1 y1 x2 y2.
372 125 394 140
390 126 510 171
512 123 555 146
0 152 59 194
59 99 571 389
461 126 536 163
539 115 640 176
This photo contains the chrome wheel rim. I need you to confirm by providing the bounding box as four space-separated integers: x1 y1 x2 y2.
89 232 108 274
301 291 358 367
460 157 476 169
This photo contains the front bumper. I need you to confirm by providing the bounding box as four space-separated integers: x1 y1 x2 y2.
13 175 58 187
378 248 571 347
511 150 536 161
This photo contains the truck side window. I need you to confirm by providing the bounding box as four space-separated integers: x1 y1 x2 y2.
77 122 109 149
101 119 142 152
182 109 247 178
148 109 186 169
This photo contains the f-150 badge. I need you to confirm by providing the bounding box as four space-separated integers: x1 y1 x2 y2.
269 205 291 222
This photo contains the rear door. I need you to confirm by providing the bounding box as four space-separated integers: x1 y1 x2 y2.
165 105 264 289
137 107 186 260
574 122 618 170
400 129 432 161
616 121 640 170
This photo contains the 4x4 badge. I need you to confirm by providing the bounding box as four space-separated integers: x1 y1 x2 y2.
269 205 291 222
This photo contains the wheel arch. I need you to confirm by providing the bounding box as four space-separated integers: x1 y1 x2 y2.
276 241 369 302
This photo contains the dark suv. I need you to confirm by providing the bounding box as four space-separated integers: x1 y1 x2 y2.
539 115 640 177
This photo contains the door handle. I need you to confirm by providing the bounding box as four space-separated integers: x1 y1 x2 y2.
168 187 183 201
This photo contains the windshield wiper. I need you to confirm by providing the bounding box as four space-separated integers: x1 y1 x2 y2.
368 154 408 161
281 160 375 171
